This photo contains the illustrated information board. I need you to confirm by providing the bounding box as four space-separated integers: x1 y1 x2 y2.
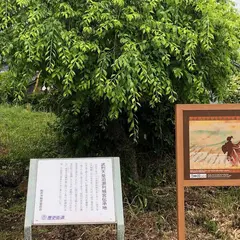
176 104 240 240
183 109 240 181
33 159 115 224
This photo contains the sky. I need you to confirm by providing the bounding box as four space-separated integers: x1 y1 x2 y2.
233 0 240 10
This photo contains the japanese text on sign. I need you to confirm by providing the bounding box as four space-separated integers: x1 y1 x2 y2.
33 158 116 224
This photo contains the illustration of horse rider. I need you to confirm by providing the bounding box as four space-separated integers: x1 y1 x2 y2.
222 136 240 166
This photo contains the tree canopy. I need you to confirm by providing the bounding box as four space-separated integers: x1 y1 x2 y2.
0 0 240 138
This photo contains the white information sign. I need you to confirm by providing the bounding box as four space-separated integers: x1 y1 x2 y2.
33 158 116 224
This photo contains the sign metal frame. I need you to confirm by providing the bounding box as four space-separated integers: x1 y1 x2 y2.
176 104 240 240
24 157 124 240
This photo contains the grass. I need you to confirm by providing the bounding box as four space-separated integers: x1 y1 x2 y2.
1 104 240 239
1 186 240 239
0 104 57 162
0 104 60 238
0 104 58 186
1 186 240 240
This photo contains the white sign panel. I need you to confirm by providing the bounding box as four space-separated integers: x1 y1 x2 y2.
33 158 116 224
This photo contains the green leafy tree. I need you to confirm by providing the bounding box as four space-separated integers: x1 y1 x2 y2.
1 0 240 179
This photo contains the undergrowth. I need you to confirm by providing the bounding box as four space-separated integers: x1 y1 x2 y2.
1 104 240 239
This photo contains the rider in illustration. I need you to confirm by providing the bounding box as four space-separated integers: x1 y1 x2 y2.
222 136 240 166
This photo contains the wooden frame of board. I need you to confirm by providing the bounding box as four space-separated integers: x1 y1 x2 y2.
176 104 240 240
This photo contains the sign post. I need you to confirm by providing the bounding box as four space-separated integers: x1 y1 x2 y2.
24 157 124 240
176 104 240 240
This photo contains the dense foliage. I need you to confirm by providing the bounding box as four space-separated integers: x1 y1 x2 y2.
0 0 240 179
1 0 239 124
0 71 14 103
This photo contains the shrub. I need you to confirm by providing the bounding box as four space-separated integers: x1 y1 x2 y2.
0 71 14 103
224 75 240 103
